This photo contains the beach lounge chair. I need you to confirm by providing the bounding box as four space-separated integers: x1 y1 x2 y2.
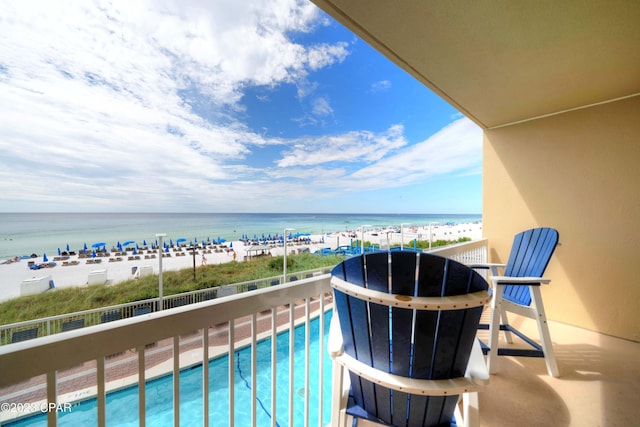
329 252 490 427
201 291 217 301
101 310 121 323
171 297 189 308
11 327 39 343
472 227 560 377
133 305 152 316
61 319 85 332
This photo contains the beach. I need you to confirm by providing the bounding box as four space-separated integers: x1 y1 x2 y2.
0 222 482 303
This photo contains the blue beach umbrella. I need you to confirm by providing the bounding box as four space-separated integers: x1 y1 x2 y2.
133 248 137 255
92 250 96 258
66 244 70 252
83 243 88 252
58 248 61 256
43 253 48 262
92 242 106 249
123 240 135 247
165 246 169 253
143 240 147 246
176 238 186 245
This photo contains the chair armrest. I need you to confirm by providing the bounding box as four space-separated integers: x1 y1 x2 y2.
334 351 483 396
468 263 506 270
328 313 344 358
466 339 489 386
490 276 551 286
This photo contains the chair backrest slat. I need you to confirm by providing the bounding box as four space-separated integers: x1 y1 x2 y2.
503 228 559 306
331 251 489 427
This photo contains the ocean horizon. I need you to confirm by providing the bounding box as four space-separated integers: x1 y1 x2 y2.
0 212 481 260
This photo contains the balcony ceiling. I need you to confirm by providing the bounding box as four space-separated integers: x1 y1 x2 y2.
311 0 640 129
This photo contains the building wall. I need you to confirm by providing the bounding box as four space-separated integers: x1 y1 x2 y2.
483 95 640 341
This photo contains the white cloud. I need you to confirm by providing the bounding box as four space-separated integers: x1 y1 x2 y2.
370 80 391 92
277 125 407 167
0 1 479 213
345 118 482 190
0 0 351 211
311 96 334 117
272 118 481 193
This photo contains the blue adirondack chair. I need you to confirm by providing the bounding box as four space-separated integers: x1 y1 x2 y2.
474 227 560 377
329 251 490 427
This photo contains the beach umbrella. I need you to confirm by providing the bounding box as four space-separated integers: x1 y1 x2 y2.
165 246 169 253
83 243 88 252
43 253 48 262
123 240 135 246
92 250 96 258
92 242 106 249
117 242 122 251
176 238 186 245
58 248 61 256
66 244 70 252
230 242 233 248
133 248 137 255
143 240 147 246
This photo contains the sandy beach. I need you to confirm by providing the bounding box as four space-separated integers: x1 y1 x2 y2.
0 222 481 303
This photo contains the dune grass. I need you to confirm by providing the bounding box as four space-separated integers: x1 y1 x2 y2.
0 253 345 325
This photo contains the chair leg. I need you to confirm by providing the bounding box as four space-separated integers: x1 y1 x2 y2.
487 285 503 375
529 286 560 377
462 391 480 427
331 359 350 427
500 309 514 344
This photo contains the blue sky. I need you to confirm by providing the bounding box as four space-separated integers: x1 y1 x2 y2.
0 0 482 214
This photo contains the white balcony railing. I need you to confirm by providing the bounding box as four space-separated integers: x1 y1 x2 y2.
0 241 487 426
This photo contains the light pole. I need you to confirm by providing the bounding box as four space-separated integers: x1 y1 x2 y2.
400 223 411 251
156 233 166 310
429 222 437 251
360 224 371 254
283 228 295 283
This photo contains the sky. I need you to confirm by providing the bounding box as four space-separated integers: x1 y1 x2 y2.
0 0 482 214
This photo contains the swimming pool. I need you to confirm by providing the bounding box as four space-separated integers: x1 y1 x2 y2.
6 311 333 426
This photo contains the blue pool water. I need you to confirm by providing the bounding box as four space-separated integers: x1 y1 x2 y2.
6 311 333 426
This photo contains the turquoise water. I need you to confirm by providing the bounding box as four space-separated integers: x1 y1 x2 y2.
0 212 481 259
6 311 333 426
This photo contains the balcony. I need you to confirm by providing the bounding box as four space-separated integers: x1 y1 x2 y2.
1 240 637 426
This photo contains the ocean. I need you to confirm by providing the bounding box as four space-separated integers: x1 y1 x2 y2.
0 213 481 260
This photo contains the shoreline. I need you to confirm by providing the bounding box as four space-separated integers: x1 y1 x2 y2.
0 222 482 303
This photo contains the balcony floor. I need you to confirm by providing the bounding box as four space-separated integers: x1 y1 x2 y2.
476 317 640 426
351 316 639 427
